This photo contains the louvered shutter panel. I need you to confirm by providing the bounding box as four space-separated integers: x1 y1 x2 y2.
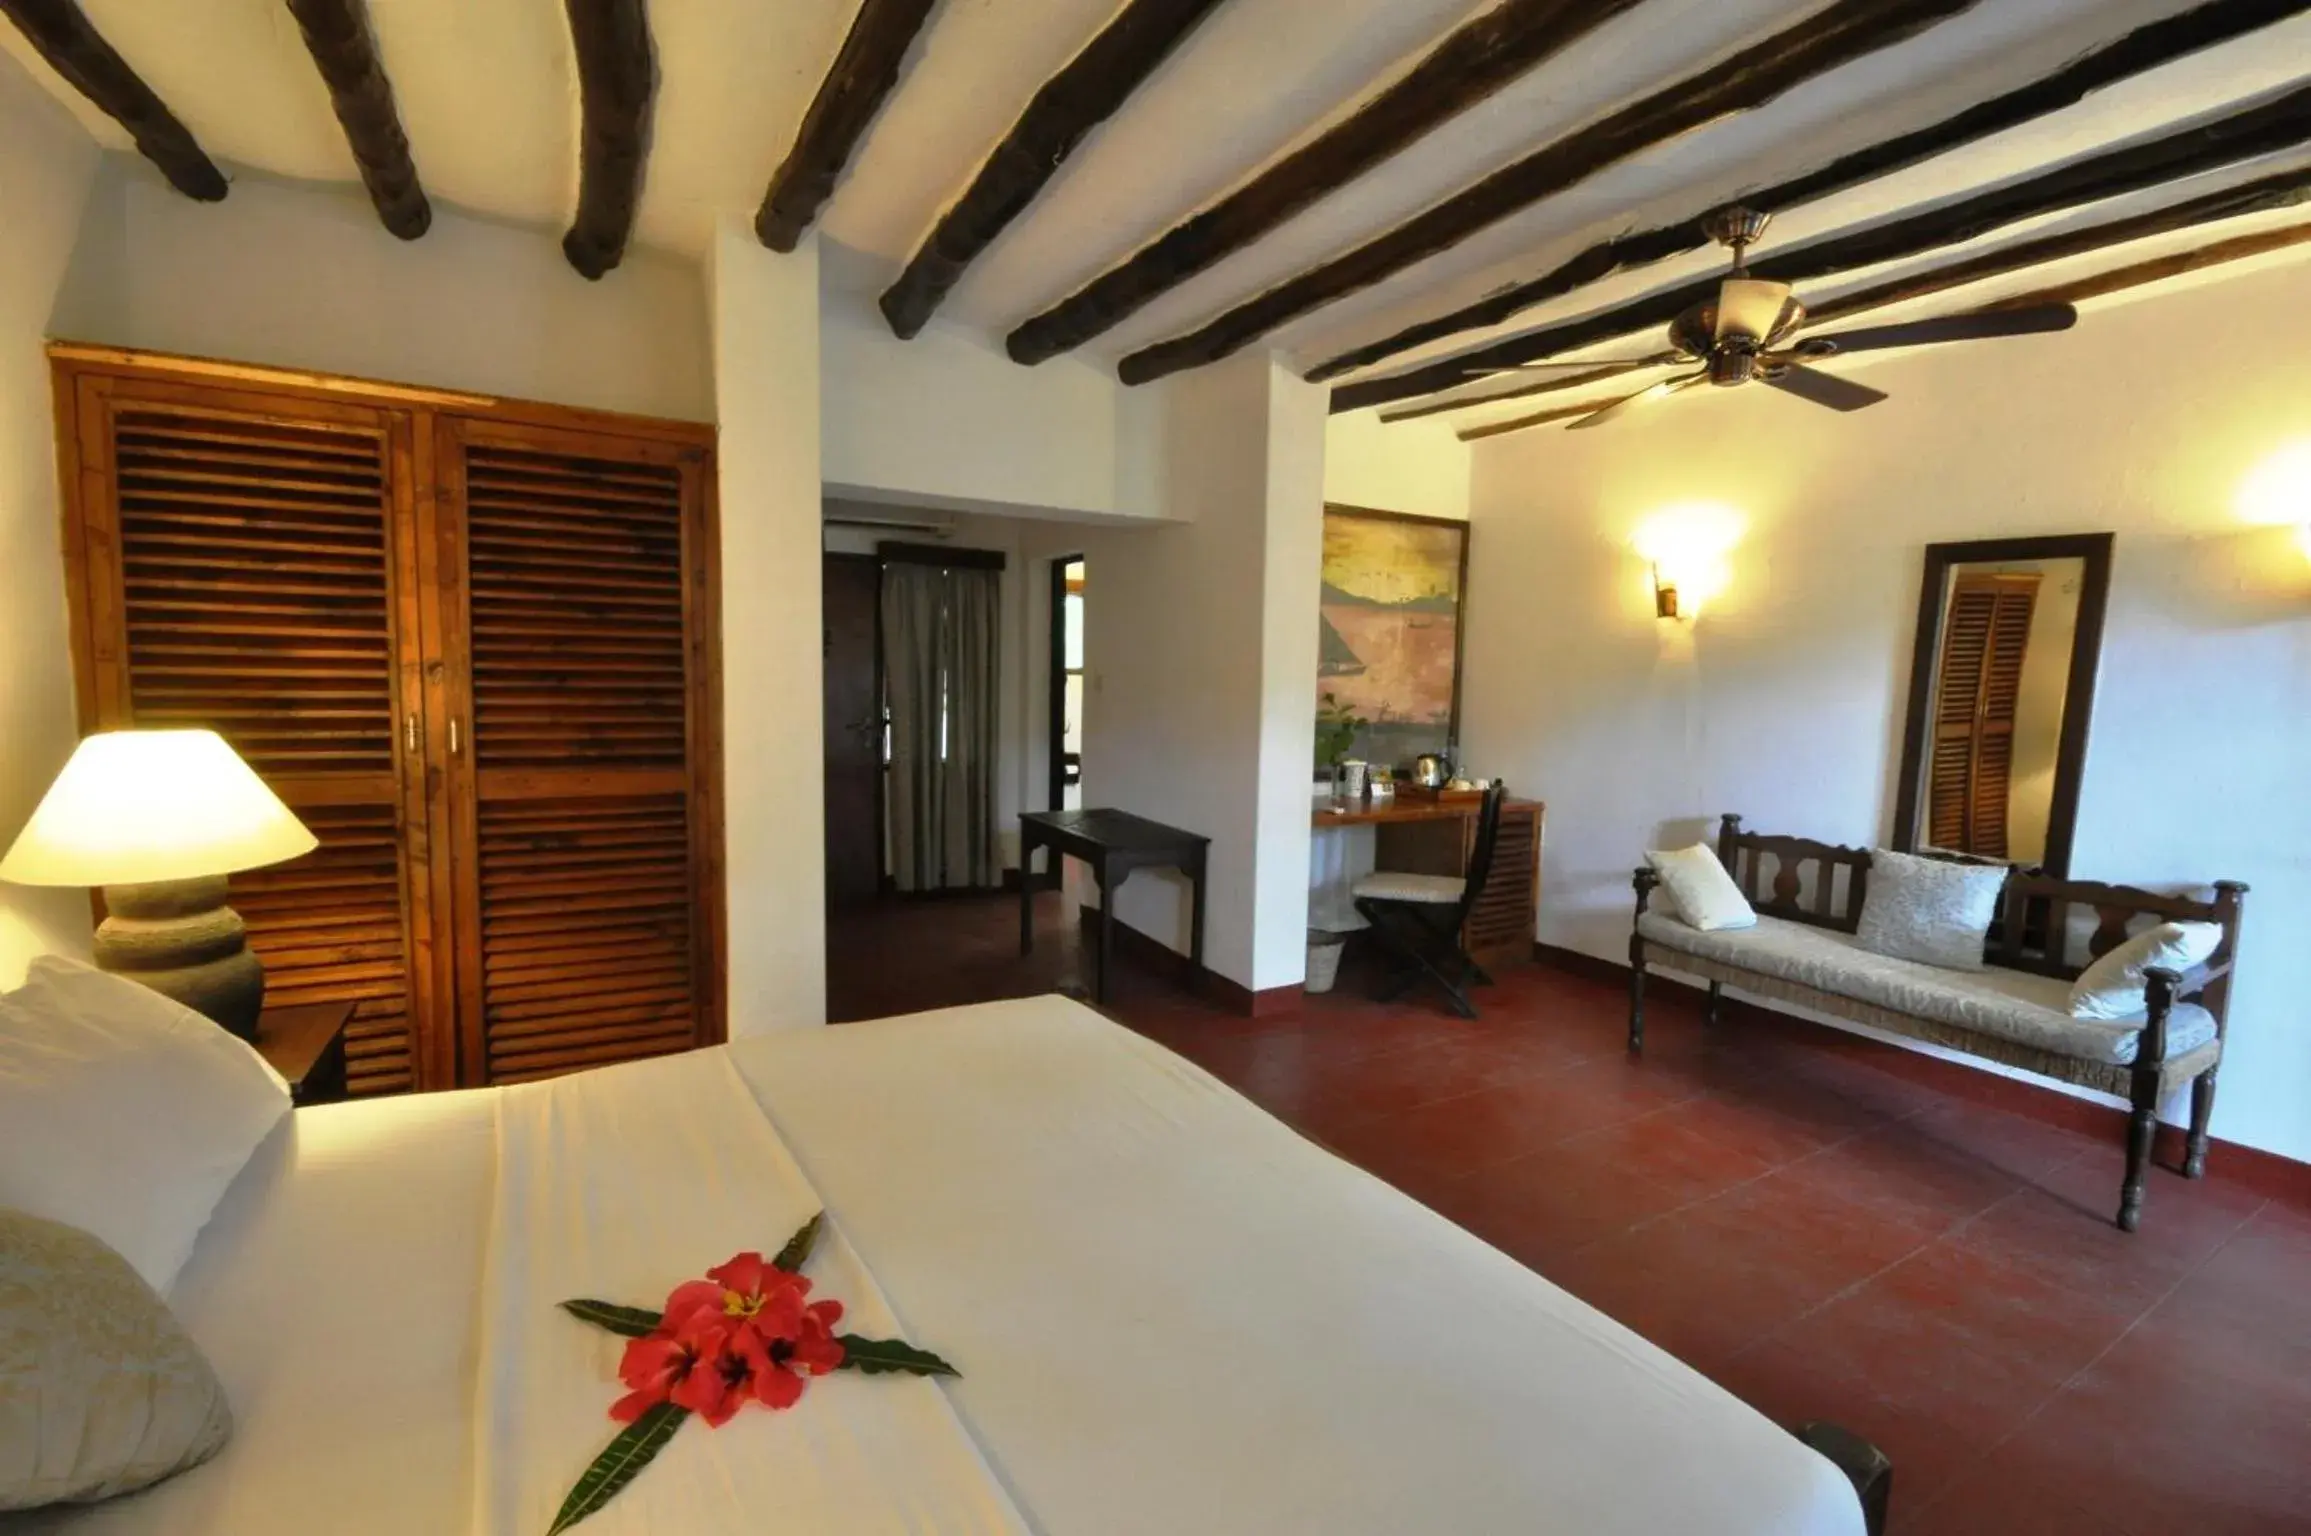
1463 803 1540 963
69 379 433 1094
1927 574 2038 858
440 420 720 1084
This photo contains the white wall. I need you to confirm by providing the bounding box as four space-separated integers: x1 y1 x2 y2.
1083 354 1325 993
1324 408 1471 521
1463 256 2311 1164
820 277 1170 522
711 219 826 1031
0 53 101 984
52 160 712 422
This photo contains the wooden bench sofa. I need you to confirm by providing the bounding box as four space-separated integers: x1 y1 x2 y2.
1629 815 2248 1232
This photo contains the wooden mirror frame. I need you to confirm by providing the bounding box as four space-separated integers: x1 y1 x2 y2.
1890 532 2114 878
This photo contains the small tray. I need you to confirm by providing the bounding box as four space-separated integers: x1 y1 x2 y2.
1394 783 1483 803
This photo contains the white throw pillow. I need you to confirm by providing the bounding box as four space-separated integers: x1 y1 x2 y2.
2069 922 2223 1022
0 957 289 1295
1645 844 1756 932
1854 848 2008 972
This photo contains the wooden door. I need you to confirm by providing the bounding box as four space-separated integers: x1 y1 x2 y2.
822 553 883 906
56 370 440 1094
436 417 723 1084
1928 573 2038 858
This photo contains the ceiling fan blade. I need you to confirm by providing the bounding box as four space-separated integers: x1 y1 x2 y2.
1805 303 2078 355
1462 350 1683 378
1568 371 1709 431
1716 279 1794 344
1763 364 1888 413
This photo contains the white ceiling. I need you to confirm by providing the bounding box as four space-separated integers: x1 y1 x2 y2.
7 0 2307 401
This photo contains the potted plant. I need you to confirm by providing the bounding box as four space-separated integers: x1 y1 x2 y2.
1314 692 1367 793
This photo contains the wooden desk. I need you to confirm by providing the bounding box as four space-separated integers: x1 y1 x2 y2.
1312 796 1545 972
1020 808 1210 1004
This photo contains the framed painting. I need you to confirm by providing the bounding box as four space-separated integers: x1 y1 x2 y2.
1315 504 1469 773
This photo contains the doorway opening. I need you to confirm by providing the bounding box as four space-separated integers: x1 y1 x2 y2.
1049 555 1084 814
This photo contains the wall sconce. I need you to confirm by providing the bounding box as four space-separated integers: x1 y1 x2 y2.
1651 565 1684 619
1632 503 1744 622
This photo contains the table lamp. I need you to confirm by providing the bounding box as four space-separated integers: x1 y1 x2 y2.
0 729 317 1038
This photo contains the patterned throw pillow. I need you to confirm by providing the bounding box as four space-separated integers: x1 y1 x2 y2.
1854 848 2009 972
0 1210 232 1509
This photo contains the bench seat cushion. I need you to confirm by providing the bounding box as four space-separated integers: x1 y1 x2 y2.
1637 912 2216 1068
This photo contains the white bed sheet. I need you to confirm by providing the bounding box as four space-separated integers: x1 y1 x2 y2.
731 997 1864 1536
471 1048 1030 1535
8 1088 497 1534
9 994 1863 1535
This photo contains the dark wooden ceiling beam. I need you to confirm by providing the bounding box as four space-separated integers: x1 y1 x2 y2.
1391 160 2311 423
1459 217 2311 444
561 0 654 280
284 0 428 239
1805 167 2311 327
1314 0 2311 385
1000 0 1650 364
756 0 941 254
1383 361 1652 423
880 0 1231 339
0 0 225 200
1112 0 1983 385
1986 217 2311 311
1333 79 2311 413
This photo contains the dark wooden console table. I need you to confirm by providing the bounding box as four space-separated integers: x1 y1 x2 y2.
1019 808 1209 1004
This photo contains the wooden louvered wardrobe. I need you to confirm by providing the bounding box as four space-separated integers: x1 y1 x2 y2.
50 346 725 1095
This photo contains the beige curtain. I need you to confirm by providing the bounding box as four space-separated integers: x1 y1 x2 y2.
881 560 1000 891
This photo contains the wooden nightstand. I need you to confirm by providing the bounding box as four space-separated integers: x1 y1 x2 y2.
252 1001 353 1106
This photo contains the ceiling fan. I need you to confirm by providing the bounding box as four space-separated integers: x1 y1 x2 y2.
1473 207 2079 430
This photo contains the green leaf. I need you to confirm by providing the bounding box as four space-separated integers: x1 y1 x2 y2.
546 1402 689 1535
559 1299 664 1339
834 1334 960 1378
773 1212 824 1273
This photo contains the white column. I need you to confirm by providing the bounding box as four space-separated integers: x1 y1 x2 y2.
1080 353 1325 996
1250 363 1326 990
708 216 825 1030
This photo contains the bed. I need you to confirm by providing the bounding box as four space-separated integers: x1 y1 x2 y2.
9 995 1873 1534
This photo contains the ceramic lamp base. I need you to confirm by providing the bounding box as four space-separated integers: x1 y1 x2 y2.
92 875 265 1039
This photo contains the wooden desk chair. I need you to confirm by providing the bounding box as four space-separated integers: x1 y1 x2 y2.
1351 782 1508 1019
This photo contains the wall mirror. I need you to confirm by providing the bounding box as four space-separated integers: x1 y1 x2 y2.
1892 533 2113 877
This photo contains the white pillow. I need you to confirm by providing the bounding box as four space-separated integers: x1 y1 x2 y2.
2069 922 2223 1022
0 956 289 1295
1646 844 1756 932
1855 848 2008 972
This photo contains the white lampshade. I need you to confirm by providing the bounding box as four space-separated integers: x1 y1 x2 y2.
0 729 318 887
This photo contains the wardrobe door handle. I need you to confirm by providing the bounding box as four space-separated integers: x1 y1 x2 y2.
449 717 461 756
404 712 420 757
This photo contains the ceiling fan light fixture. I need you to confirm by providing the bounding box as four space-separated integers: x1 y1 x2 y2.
1715 278 1795 344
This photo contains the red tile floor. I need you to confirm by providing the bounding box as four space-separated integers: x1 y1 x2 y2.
831 891 2311 1533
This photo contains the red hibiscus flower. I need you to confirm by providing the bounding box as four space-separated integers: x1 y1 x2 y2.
749 1297 847 1410
661 1251 812 1338
609 1330 706 1424
607 1250 854 1427
666 1317 768 1428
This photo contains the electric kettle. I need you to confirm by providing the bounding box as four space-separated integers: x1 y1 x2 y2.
1411 753 1452 789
